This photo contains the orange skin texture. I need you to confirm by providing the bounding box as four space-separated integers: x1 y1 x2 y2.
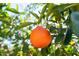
30 26 52 48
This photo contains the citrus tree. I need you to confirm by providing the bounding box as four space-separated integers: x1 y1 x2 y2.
0 3 79 56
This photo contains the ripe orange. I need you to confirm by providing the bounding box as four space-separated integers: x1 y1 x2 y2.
30 26 52 48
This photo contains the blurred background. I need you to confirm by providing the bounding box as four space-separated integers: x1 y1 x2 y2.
0 3 79 56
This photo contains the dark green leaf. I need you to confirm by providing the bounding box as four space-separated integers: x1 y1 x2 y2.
49 26 57 33
55 29 65 44
22 43 29 53
55 48 61 56
64 28 72 45
41 47 49 56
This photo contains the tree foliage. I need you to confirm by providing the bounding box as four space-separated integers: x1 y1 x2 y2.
0 3 79 56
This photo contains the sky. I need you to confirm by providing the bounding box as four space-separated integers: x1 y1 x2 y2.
11 3 30 11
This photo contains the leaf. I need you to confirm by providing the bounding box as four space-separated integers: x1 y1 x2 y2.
41 4 48 14
6 4 25 15
47 3 55 16
15 31 21 40
41 47 49 56
16 4 19 11
22 43 29 53
38 14 45 24
64 4 79 11
64 28 72 45
0 18 11 25
13 44 20 55
55 46 66 56
56 4 71 12
15 22 37 30
38 4 48 24
49 26 57 33
6 7 20 14
54 10 61 21
49 44 56 56
71 12 79 37
55 29 65 44
30 11 39 19
64 45 74 55
20 12 26 15
7 3 11 8
0 3 6 9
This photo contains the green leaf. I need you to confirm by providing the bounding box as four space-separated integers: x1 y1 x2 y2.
6 7 20 14
54 10 61 21
55 48 61 56
15 31 22 40
41 47 49 56
6 4 25 15
0 18 11 25
30 11 39 19
64 4 79 11
38 4 48 24
71 12 79 37
55 29 65 44
0 3 6 9
15 22 37 30
64 45 74 55
49 26 57 33
7 3 11 8
22 43 29 53
64 28 72 45
20 12 26 15
49 44 56 56
16 4 18 11
47 3 55 16
56 4 71 12
41 4 48 14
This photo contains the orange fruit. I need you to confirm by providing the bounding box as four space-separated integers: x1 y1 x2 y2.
30 26 52 48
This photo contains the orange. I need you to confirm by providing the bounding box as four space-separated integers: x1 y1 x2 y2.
30 26 52 48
